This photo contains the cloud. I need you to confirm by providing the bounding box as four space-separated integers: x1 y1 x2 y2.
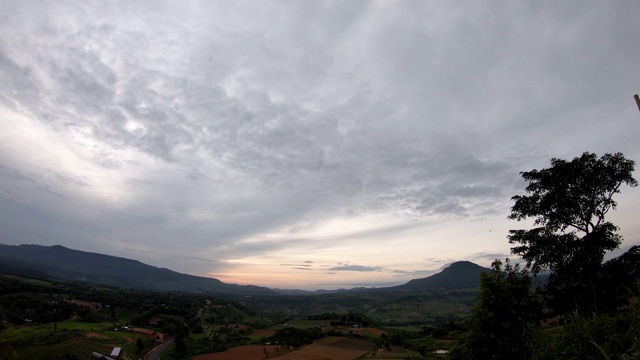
467 252 512 264
293 267 313 271
327 264 385 272
0 1 639 289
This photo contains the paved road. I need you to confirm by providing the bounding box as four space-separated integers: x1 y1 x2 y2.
145 337 175 360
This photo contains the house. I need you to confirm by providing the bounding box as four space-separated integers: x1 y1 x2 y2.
110 347 121 358
65 299 102 312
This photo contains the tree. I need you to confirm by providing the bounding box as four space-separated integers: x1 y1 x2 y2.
599 245 640 310
508 152 637 315
451 259 542 360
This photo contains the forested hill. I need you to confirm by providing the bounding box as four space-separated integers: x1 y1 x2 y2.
0 243 274 296
0 243 499 296
394 261 490 291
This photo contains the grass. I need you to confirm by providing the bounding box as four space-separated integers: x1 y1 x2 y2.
0 274 53 288
0 319 156 360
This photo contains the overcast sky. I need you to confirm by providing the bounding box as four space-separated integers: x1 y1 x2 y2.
1 1 639 290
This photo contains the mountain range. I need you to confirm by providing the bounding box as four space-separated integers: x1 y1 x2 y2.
0 243 490 296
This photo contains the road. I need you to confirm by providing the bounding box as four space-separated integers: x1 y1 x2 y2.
145 337 174 360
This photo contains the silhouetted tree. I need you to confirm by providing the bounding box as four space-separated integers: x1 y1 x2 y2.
599 245 640 310
508 152 636 315
451 259 542 360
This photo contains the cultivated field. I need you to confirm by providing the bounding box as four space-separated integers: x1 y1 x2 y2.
192 345 282 360
194 336 375 360
277 339 371 360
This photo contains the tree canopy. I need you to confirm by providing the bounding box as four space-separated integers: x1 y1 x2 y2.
508 152 637 314
451 259 542 360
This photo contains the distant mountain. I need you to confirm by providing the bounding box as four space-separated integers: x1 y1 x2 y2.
273 261 492 296
394 261 491 291
0 244 504 297
0 244 274 296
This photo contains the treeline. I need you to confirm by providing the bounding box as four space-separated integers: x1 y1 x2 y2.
0 273 213 327
306 312 374 327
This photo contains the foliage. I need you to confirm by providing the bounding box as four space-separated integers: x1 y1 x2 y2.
269 326 324 348
529 298 640 360
451 259 542 360
508 152 637 315
307 312 374 327
600 245 640 311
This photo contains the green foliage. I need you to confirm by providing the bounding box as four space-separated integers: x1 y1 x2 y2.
448 151 640 360
269 326 324 348
600 246 640 311
530 302 640 359
385 329 437 356
307 312 374 327
203 302 252 325
508 152 637 315
451 259 542 360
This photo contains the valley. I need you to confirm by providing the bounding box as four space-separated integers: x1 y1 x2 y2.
0 245 481 359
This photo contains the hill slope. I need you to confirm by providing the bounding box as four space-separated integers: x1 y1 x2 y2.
394 261 490 291
0 244 274 295
0 244 498 296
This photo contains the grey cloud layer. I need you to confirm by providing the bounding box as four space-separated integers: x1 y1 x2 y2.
0 1 639 284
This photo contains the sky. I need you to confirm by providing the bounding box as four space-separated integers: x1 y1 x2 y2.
1 1 640 290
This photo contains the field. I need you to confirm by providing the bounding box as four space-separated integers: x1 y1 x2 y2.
0 321 159 360
193 336 425 360
193 344 281 360
277 342 369 360
194 337 372 360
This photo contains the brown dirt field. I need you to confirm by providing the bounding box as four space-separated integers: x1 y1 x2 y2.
123 335 133 343
315 337 375 351
129 327 155 334
85 332 109 339
193 345 281 360
277 342 369 360
351 327 386 337
251 328 276 336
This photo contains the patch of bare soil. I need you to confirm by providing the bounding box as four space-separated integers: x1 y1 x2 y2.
193 345 281 360
276 342 368 360
125 327 164 341
315 336 375 351
85 332 109 339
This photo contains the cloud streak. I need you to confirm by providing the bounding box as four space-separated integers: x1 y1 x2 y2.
327 264 385 273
